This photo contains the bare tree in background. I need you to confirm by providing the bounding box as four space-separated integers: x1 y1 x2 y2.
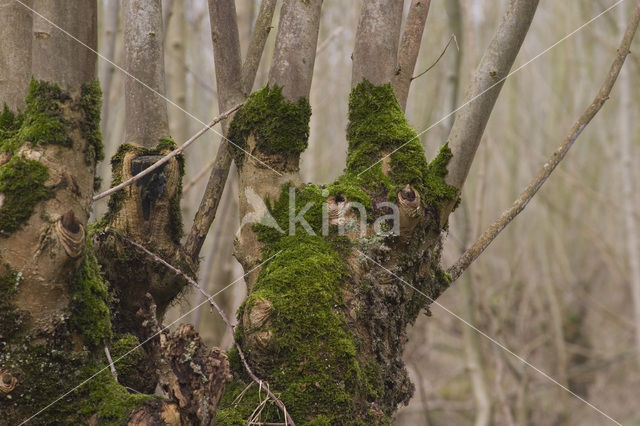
1 0 639 424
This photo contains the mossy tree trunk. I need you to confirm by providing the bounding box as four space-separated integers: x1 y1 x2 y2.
0 0 548 424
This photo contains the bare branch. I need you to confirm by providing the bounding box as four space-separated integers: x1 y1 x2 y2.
393 0 431 110
122 0 170 145
92 104 242 201
269 0 323 100
447 0 640 283
209 0 244 114
352 0 404 87
183 0 247 261
445 0 539 196
242 0 277 94
123 237 296 425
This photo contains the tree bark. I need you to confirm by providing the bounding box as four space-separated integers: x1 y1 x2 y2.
31 0 97 93
122 0 170 145
393 0 431 111
0 0 33 111
352 0 404 87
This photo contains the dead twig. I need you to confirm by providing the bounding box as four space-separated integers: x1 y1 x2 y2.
411 33 458 81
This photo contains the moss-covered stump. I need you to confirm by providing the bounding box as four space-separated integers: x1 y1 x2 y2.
93 139 194 332
221 80 457 424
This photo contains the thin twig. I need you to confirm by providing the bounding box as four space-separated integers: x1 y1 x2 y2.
92 103 242 202
447 0 640 283
411 33 458 81
104 346 118 382
122 237 295 426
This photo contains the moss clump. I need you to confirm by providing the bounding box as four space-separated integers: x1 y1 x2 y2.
220 185 385 425
345 80 457 213
0 333 152 425
0 80 70 154
80 81 104 164
69 238 113 347
105 139 184 244
0 156 50 235
227 85 311 166
80 366 153 423
109 333 145 387
0 105 23 142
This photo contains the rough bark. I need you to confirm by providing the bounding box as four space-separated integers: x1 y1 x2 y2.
352 0 404 87
0 0 33 111
94 0 193 343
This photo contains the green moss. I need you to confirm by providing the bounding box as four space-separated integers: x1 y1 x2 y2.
345 80 458 213
227 85 311 166
69 238 113 347
81 366 153 424
0 105 23 142
0 80 71 154
220 186 385 425
0 156 50 235
80 81 104 164
105 139 183 244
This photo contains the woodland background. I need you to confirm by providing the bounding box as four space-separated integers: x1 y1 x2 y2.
90 0 640 424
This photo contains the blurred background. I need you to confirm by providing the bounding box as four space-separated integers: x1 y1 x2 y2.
93 1 640 424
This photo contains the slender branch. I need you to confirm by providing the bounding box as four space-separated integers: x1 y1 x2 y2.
242 0 277 94
92 104 242 201
123 237 295 426
447 0 640 283
208 0 244 115
352 0 404 87
411 34 458 81
393 0 431 111
444 0 539 214
183 0 247 262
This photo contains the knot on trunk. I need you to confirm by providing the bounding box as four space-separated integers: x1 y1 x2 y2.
0 370 17 394
55 210 85 258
